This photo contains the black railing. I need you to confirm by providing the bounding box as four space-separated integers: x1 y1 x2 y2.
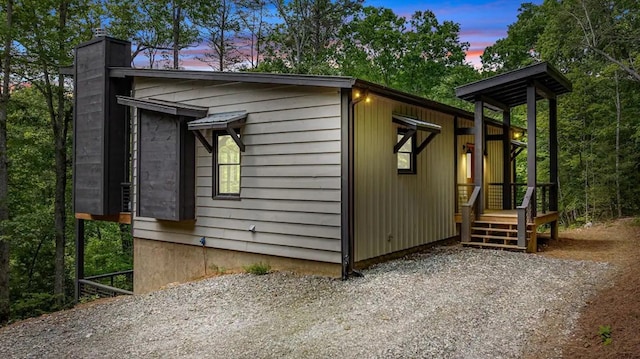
457 183 556 213
79 270 133 299
121 182 131 213
487 183 555 213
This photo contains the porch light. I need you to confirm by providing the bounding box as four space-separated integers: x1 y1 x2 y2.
513 131 521 139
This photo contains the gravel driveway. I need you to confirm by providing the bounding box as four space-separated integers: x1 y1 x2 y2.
0 246 611 358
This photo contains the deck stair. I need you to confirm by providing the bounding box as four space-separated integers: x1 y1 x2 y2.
464 216 531 251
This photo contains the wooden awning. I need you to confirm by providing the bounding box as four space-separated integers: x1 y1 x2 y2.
392 114 441 155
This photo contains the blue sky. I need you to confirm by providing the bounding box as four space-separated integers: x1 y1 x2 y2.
370 0 543 65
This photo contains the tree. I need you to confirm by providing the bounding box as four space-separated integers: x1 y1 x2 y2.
337 6 407 86
237 0 270 68
0 0 14 325
481 2 545 72
193 0 242 71
104 0 198 68
15 0 99 306
561 0 640 82
399 10 470 98
261 0 362 74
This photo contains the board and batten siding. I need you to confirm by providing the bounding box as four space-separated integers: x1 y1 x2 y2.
354 94 457 262
131 78 343 264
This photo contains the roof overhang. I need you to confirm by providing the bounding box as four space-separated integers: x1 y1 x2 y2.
108 68 526 133
116 96 208 118
455 62 572 108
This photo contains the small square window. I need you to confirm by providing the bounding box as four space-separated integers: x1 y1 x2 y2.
214 132 241 198
397 129 416 174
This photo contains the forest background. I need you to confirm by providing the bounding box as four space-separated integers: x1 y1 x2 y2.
0 0 638 324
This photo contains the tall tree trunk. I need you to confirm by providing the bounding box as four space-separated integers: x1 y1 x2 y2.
173 2 181 69
53 1 69 306
614 72 622 218
0 0 14 325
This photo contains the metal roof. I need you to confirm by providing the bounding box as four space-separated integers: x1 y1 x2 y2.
187 111 247 131
392 114 441 133
116 96 208 118
455 62 572 108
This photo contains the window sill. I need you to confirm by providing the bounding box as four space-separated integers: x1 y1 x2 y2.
213 195 241 201
398 170 417 175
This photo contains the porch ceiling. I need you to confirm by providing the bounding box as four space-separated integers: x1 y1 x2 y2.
454 62 572 108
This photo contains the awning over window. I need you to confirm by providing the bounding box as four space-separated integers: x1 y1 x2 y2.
392 113 441 155
116 96 208 118
187 111 247 131
392 114 442 134
187 111 248 153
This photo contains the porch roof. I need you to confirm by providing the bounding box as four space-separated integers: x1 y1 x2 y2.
454 62 572 108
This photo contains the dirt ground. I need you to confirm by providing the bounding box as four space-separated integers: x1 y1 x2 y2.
539 218 640 358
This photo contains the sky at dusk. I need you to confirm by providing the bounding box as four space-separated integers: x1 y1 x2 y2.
369 0 543 66
146 0 543 70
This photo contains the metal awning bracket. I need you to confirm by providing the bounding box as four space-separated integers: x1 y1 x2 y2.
394 129 416 153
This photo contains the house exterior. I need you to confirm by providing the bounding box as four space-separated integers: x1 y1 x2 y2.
72 36 524 295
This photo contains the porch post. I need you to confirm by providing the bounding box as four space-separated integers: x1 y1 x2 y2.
474 99 484 214
526 83 537 217
74 219 85 303
549 98 558 211
549 97 559 240
502 109 512 209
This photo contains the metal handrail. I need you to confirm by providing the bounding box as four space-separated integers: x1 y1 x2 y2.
78 279 134 296
85 269 133 281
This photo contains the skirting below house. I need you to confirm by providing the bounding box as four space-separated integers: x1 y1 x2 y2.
133 238 342 294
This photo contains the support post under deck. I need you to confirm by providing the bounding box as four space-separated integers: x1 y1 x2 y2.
74 219 85 303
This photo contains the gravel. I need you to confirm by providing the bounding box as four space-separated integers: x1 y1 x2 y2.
0 246 612 359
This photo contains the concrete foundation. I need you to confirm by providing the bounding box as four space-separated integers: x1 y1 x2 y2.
133 238 342 293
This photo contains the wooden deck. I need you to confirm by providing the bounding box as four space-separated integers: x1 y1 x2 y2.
75 212 132 225
455 210 558 225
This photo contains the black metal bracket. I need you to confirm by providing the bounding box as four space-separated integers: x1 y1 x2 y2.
393 129 416 153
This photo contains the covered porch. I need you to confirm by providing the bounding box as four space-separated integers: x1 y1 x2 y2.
454 62 572 252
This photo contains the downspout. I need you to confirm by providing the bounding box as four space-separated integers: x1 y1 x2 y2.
341 88 367 279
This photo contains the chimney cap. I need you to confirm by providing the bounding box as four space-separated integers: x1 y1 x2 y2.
93 28 107 38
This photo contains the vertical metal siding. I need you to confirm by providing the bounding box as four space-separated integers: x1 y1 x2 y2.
354 95 456 261
455 118 504 210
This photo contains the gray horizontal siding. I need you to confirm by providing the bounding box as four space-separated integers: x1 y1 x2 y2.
131 78 343 263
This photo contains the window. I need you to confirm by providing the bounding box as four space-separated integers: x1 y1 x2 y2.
397 129 416 174
214 132 241 198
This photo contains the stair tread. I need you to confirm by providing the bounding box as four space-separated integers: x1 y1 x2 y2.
471 234 519 241
462 242 526 250
474 220 518 225
472 227 532 233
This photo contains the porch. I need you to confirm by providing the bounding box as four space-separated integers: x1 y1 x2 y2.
454 62 572 252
